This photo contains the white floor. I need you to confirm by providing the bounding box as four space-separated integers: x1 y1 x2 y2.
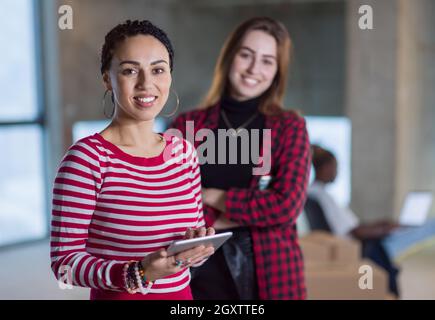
0 239 434 300
398 243 435 299
0 239 89 300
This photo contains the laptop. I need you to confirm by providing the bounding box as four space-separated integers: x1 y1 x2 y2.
398 191 433 227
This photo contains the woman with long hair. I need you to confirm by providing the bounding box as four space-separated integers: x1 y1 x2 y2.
171 17 311 300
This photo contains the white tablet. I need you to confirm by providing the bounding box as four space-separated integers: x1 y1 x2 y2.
166 232 233 256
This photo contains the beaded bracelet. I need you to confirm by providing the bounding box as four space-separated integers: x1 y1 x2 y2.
122 260 138 294
134 261 154 295
137 261 149 283
122 261 153 295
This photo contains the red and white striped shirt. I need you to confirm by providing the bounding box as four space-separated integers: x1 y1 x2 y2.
50 133 205 297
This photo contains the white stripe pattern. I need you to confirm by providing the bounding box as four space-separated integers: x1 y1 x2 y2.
50 134 205 295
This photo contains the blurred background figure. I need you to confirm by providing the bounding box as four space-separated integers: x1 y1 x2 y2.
307 145 399 240
305 144 435 297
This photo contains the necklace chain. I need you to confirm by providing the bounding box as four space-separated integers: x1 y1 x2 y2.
220 109 259 136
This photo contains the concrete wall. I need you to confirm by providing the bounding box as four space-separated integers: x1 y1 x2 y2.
345 0 435 220
396 0 435 216
345 0 399 221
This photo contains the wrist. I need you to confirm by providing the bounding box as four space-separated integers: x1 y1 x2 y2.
140 259 154 283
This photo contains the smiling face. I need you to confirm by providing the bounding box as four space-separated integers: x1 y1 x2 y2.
228 30 278 101
103 35 172 122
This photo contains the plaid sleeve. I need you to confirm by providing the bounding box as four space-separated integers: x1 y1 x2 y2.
202 204 220 226
225 117 311 228
188 144 206 229
188 144 211 268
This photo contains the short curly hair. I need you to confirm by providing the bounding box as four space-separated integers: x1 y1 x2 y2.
311 145 336 172
100 20 174 74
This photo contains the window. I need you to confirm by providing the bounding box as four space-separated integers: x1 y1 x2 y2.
72 117 168 142
305 116 352 207
0 0 47 246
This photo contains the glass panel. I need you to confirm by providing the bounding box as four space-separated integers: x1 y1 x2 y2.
0 125 47 246
306 116 352 207
73 120 110 142
72 117 168 142
0 0 39 121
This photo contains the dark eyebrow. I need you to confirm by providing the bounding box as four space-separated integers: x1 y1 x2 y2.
119 60 140 66
239 46 277 60
151 59 168 66
119 60 168 67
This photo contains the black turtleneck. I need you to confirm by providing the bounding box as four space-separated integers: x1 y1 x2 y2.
200 95 266 190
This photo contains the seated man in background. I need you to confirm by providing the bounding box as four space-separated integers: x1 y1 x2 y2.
307 145 399 240
306 145 435 298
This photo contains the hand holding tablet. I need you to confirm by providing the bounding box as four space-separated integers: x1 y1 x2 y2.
139 228 232 282
167 231 233 256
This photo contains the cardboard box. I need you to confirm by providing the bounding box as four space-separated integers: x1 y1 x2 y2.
299 238 330 263
299 232 389 299
305 259 388 300
300 231 361 264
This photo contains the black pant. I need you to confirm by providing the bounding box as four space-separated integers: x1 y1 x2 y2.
190 228 258 300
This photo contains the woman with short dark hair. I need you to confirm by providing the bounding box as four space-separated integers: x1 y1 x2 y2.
50 20 215 300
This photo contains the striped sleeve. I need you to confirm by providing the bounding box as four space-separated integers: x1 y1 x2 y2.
189 143 205 229
186 141 209 268
170 114 219 227
50 140 125 291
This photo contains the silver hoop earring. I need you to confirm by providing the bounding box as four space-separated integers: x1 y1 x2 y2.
102 89 115 119
162 89 180 118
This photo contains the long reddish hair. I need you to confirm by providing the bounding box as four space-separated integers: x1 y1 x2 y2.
200 17 293 115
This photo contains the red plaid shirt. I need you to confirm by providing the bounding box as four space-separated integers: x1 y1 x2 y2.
170 103 311 299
